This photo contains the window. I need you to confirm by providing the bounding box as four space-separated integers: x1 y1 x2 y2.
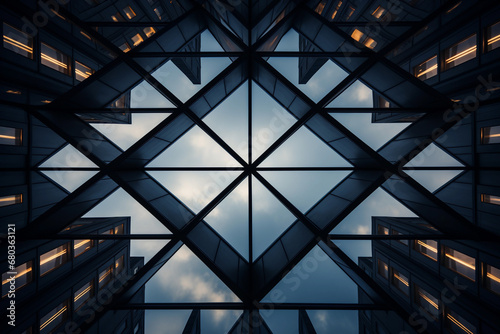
111 12 125 22
443 247 475 281
0 194 22 207
40 243 69 276
378 96 391 108
123 6 137 20
392 269 409 295
414 55 438 80
480 126 500 144
345 6 355 21
415 285 439 318
445 308 476 334
99 264 113 289
143 27 156 38
414 239 438 261
377 258 389 279
99 228 113 244
119 42 131 53
377 225 389 235
482 194 500 205
39 300 68 334
0 126 22 146
114 224 124 235
350 29 377 49
445 1 462 14
115 255 124 275
331 1 342 20
314 1 326 15
41 43 71 75
3 23 33 58
153 7 163 20
443 35 477 70
2 261 33 297
74 281 93 310
486 21 500 52
131 33 144 47
74 239 93 257
484 264 500 295
372 6 386 19
392 229 408 245
75 61 94 82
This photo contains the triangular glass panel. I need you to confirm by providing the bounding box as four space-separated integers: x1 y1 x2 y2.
131 240 170 263
130 81 176 108
405 170 464 193
330 111 412 150
147 171 240 214
327 80 373 108
202 310 243 333
251 82 297 162
145 245 241 302
404 143 465 167
147 125 241 167
90 113 170 150
307 310 358 334
84 188 171 234
204 177 249 260
261 310 298 334
261 246 358 303
332 188 417 235
252 176 296 259
203 82 248 161
39 144 98 168
201 29 225 52
40 170 98 193
260 126 352 167
266 56 349 103
151 57 231 103
146 310 192 334
273 29 299 52
259 171 351 213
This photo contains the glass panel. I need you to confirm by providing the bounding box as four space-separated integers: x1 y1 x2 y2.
445 308 476 334
143 27 156 38
414 239 438 261
2 261 33 297
3 23 33 58
345 6 355 20
123 6 137 20
377 225 389 235
74 281 93 310
363 37 377 49
444 35 476 70
443 247 475 281
115 255 124 275
111 12 125 22
315 1 326 14
99 264 113 289
481 126 500 144
391 269 409 295
415 285 439 319
378 96 391 108
486 21 500 52
74 239 93 257
414 55 438 80
114 224 124 235
377 258 389 279
372 6 386 19
99 228 113 244
153 7 162 20
40 243 69 276
481 194 500 205
75 61 94 82
131 33 144 47
0 126 22 145
0 194 22 207
331 1 343 20
119 42 131 53
392 229 408 245
39 300 68 334
485 264 500 295
351 29 365 42
41 43 71 75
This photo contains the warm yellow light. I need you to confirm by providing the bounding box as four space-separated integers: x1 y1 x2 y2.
445 45 476 63
40 306 67 330
74 285 92 301
0 135 16 140
124 6 137 20
74 240 91 249
419 291 438 310
99 269 112 283
445 253 475 270
41 53 68 69
2 267 32 285
416 64 437 78
331 1 342 20
41 100 52 104
3 35 33 54
417 240 437 253
394 273 409 286
487 272 500 283
40 249 67 266
6 90 21 95
488 34 500 45
363 37 377 49
446 314 474 334
351 29 364 42
372 6 386 19
75 69 91 79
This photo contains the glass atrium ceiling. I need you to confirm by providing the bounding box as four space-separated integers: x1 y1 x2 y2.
1 0 500 333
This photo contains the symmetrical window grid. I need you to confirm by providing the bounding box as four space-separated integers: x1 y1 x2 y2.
0 126 22 146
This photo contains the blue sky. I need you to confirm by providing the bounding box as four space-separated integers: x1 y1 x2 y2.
38 28 467 333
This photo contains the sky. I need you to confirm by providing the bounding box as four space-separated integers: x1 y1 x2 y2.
38 28 467 333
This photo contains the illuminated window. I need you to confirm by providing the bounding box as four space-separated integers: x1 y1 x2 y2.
0 194 22 207
39 300 68 334
415 285 439 318
99 228 113 244
119 42 131 53
351 29 365 42
414 55 438 80
377 258 389 279
143 27 156 38
99 264 113 289
482 194 500 206
443 247 475 281
446 1 462 14
445 308 476 334
74 239 93 257
481 126 500 144
2 261 33 297
80 31 92 40
378 96 391 108
486 21 500 52
131 33 144 47
484 264 500 295
443 35 477 70
363 37 377 49
6 89 21 95
331 1 342 20
3 23 33 59
111 12 125 22
75 61 94 82
414 239 438 261
123 6 137 20
0 126 22 146
345 6 355 21
350 29 377 49
74 281 93 310
392 269 409 295
115 224 124 235
40 243 69 276
154 7 163 20
372 6 386 19
41 43 71 75
377 225 389 235
115 255 124 275
315 1 326 15
392 229 408 245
